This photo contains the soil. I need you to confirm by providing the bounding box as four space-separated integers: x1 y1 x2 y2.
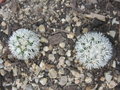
0 0 120 90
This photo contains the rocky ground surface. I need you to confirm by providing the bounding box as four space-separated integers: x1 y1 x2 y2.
0 0 120 90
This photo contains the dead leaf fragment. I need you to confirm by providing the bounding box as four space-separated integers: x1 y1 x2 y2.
85 13 106 21
48 33 66 45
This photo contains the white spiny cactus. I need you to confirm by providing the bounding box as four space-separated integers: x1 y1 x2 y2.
8 28 40 60
75 32 113 69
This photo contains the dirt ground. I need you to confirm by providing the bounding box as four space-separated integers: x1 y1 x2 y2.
0 0 120 90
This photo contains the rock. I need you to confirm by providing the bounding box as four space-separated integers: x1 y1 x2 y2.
0 43 3 52
66 50 71 57
0 69 6 76
0 64 3 69
58 68 64 75
66 15 71 22
72 17 78 22
100 77 105 81
40 37 48 43
43 46 49 52
109 31 116 38
4 61 12 71
58 57 65 67
25 84 33 90
0 58 3 64
82 28 88 33
65 26 71 32
12 87 17 90
40 78 47 85
1 21 6 27
40 61 46 70
85 77 92 83
59 42 65 48
48 69 57 78
65 60 71 66
61 18 66 23
39 25 45 33
107 81 117 89
80 5 85 10
67 33 74 39
112 61 116 68
112 18 119 25
75 78 80 84
32 63 41 75
13 66 17 76
35 78 39 83
76 21 81 27
48 54 55 61
105 72 112 82
59 76 67 86
71 70 80 78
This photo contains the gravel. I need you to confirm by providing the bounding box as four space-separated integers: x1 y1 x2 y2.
0 0 119 90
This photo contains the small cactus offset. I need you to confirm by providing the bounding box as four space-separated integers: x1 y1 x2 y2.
8 28 40 60
75 32 113 69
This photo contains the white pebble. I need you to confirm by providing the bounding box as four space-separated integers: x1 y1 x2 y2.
85 77 92 83
39 25 45 33
59 42 65 48
43 46 49 52
40 78 47 85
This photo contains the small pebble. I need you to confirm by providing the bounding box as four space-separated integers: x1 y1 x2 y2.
0 69 6 76
82 28 88 33
81 5 85 10
75 78 80 84
39 25 45 33
48 69 57 78
59 42 65 48
65 60 71 66
71 70 80 78
112 18 119 25
0 58 3 64
65 26 71 32
1 21 6 27
107 81 117 88
58 68 64 75
85 77 92 83
43 46 49 52
39 78 47 85
12 87 17 90
40 61 46 70
100 77 105 81
61 18 66 23
0 43 3 52
105 72 112 82
58 57 65 67
40 37 48 43
66 15 71 22
109 31 116 38
112 61 116 68
76 21 81 27
48 54 55 61
66 50 71 57
59 76 67 86
72 17 78 22
25 84 33 90
67 33 74 39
